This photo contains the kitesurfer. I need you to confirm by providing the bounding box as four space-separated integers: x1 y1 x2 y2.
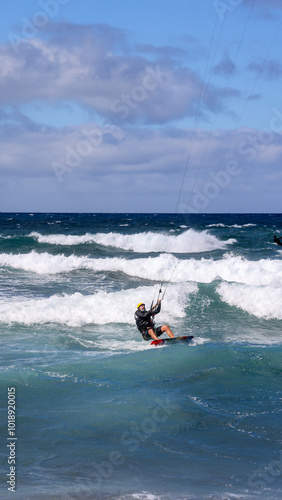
273 235 282 246
134 300 175 341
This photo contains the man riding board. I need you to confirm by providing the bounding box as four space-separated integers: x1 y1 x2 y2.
134 300 175 341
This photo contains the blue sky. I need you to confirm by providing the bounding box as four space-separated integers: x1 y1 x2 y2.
1 0 282 212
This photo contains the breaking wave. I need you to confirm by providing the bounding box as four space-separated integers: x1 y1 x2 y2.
30 229 235 253
0 283 196 327
1 252 282 287
217 282 282 321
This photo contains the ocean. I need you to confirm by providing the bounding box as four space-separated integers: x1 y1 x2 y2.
0 212 281 500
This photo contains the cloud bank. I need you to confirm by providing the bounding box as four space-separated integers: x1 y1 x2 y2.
1 21 282 212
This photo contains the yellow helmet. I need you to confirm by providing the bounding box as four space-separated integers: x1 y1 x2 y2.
137 303 145 309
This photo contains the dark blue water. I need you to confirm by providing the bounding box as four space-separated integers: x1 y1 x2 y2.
0 213 282 499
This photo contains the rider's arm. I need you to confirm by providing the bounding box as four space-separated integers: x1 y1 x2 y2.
150 300 161 315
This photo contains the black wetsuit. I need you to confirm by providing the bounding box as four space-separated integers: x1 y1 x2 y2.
273 236 282 246
134 303 162 340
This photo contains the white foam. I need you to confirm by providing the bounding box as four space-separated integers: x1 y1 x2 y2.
218 282 282 321
30 232 96 245
2 252 282 289
131 494 163 500
0 251 183 278
192 336 210 345
66 332 153 353
206 223 256 228
0 251 95 275
0 282 197 327
207 223 226 228
190 254 282 286
30 229 235 253
231 223 256 228
93 337 153 353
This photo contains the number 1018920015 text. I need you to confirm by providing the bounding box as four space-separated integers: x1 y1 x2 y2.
7 387 16 493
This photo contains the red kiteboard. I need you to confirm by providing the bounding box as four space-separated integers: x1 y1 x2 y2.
151 335 194 346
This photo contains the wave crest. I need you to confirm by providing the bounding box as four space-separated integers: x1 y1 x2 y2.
1 252 282 288
0 283 196 327
218 282 282 321
30 229 235 253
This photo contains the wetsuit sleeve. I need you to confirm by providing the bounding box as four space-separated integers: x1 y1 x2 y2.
150 302 161 315
135 309 152 320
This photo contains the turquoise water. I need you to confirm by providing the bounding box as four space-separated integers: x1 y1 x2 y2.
0 213 282 499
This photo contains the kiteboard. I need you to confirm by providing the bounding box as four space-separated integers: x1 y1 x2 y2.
151 335 194 346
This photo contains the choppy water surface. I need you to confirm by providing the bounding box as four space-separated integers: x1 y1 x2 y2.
0 213 281 500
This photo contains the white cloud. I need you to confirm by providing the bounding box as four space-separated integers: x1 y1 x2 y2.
1 21 281 212
1 117 282 212
0 22 240 125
